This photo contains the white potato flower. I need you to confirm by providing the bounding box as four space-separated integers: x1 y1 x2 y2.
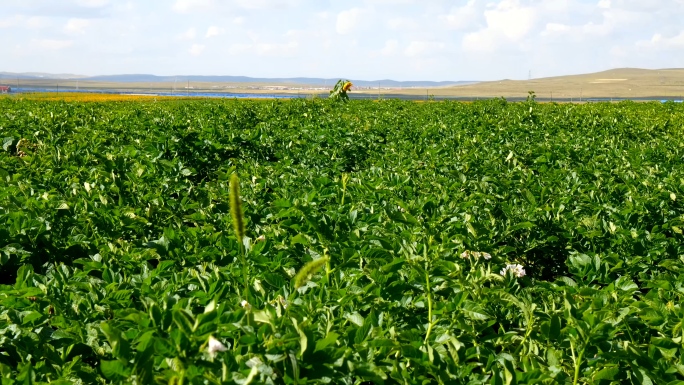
246 356 263 368
206 336 228 357
460 250 492 260
500 264 526 278
284 267 296 277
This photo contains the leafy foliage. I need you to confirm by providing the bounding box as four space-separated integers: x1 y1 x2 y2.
1 97 684 384
328 80 353 102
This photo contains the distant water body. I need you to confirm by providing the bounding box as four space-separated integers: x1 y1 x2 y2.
7 87 684 103
9 87 307 99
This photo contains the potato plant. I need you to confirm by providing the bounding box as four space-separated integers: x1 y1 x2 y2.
1 97 684 384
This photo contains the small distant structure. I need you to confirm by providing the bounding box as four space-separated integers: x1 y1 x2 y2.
0 86 10 94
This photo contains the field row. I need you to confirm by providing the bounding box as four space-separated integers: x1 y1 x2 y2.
1 98 684 384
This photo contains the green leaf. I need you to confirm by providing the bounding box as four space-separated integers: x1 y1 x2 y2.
290 233 310 246
100 359 130 379
263 272 286 288
380 258 405 273
315 332 339 352
549 315 561 340
508 222 535 232
387 210 419 225
345 312 365 327
14 264 34 289
172 309 195 334
21 311 44 325
615 276 639 292
273 199 292 208
16 362 34 385
637 368 654 385
355 318 373 344
149 303 162 328
462 301 491 321
100 323 131 360
291 317 308 357
204 299 216 313
502 358 517 385
593 366 619 381
253 309 273 326
2 137 14 152
556 276 577 287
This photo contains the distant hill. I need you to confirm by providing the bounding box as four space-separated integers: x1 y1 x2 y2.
0 72 86 80
4 68 683 99
0 72 475 88
421 67 684 99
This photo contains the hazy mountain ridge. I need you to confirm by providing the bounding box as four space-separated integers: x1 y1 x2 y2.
0 72 87 80
0 72 475 88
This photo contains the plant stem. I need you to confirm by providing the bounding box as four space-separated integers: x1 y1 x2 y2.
239 241 249 301
325 258 331 286
514 307 534 355
424 271 433 344
340 173 348 206
423 245 433 344
570 340 585 385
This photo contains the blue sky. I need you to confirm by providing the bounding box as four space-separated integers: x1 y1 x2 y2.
2 0 683 81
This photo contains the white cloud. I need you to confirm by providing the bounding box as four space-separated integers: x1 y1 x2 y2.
364 0 416 4
232 0 301 10
65 18 91 34
26 17 52 29
544 23 570 33
462 0 536 52
597 0 611 9
33 39 74 50
76 0 109 7
172 0 299 13
336 8 367 35
540 21 611 39
0 15 23 28
228 43 251 55
229 41 299 56
386 17 418 30
172 0 216 14
381 39 399 55
441 1 481 31
637 31 684 50
404 41 445 57
189 44 205 56
3 0 684 81
205 26 224 38
485 0 536 41
256 41 299 56
178 27 196 40
462 30 497 53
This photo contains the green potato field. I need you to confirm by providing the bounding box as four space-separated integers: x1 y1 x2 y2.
1 97 684 384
